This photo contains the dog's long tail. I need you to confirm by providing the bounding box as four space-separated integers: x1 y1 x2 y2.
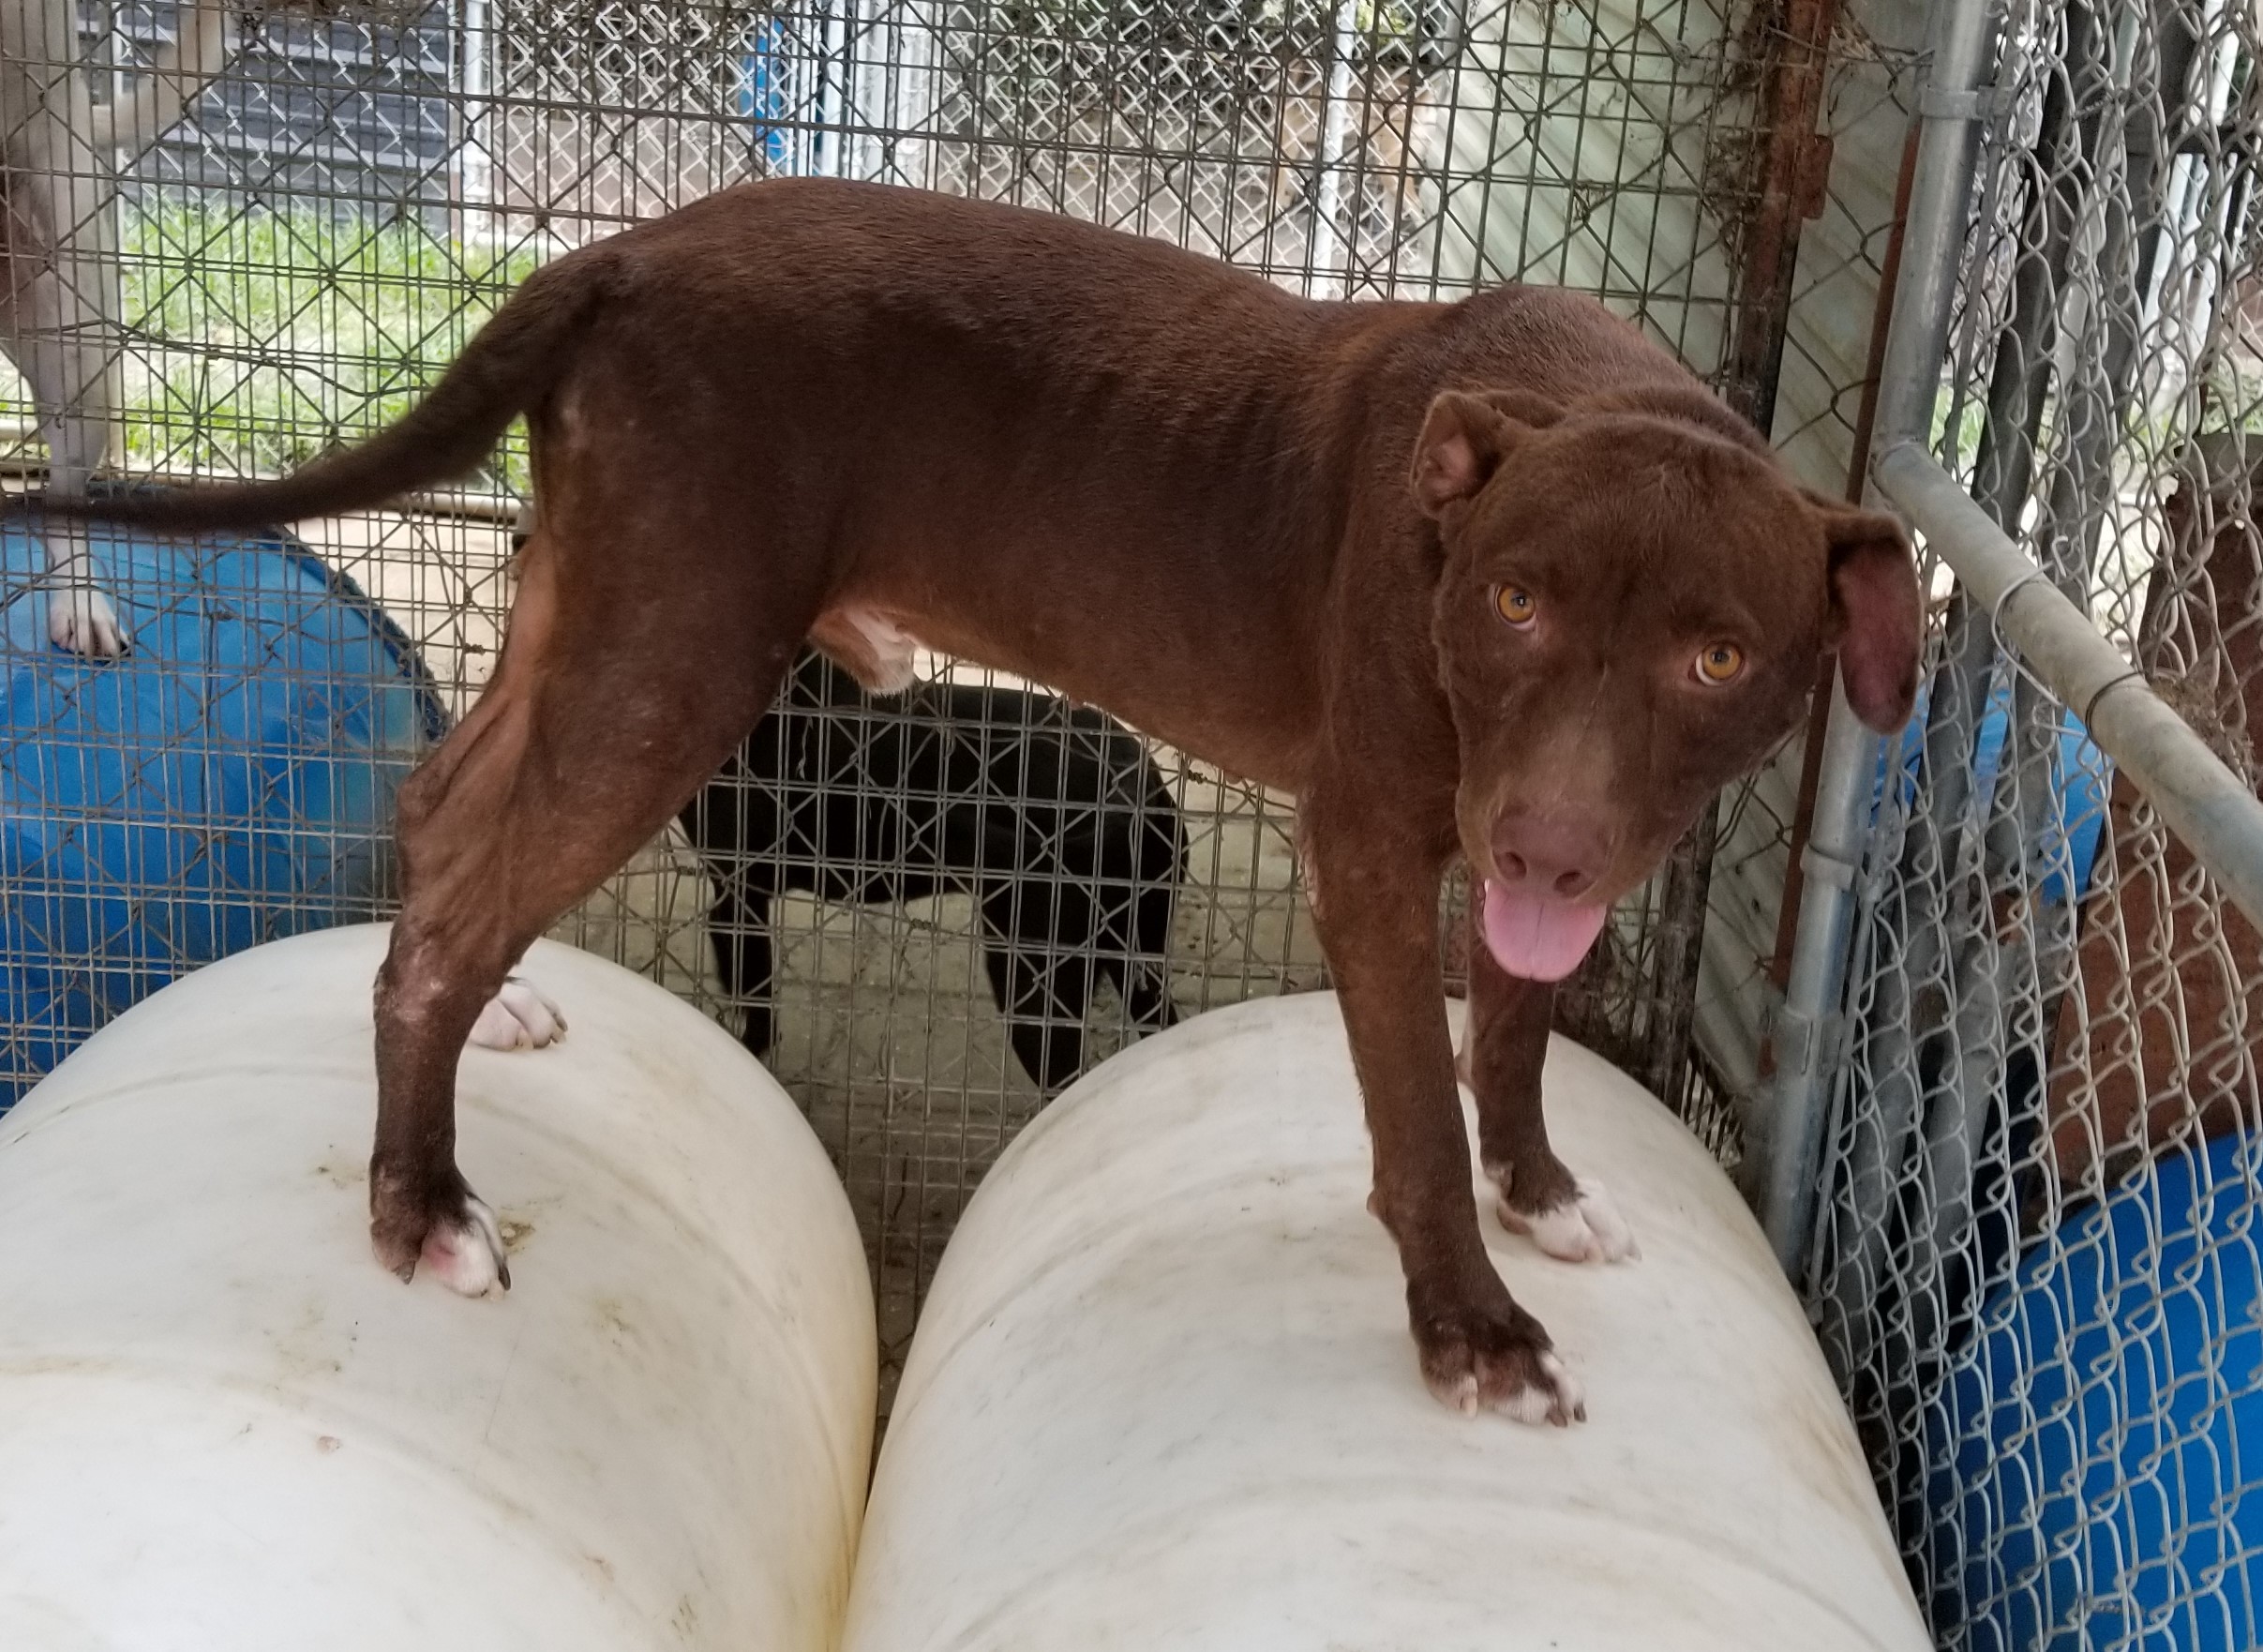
34 250 609 533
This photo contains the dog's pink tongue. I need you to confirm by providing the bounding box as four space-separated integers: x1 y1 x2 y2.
1480 881 1608 982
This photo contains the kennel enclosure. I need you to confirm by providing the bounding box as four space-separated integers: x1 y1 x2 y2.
3 0 2261 1643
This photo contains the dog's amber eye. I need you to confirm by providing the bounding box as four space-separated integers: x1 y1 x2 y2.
1495 586 1537 628
1696 642 1746 684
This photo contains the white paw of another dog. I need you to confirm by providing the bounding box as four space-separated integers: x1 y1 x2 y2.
1494 1171 1640 1265
465 976 568 1051
47 581 131 658
418 1194 511 1297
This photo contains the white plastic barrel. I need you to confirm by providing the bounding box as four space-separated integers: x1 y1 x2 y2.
0 925 874 1652
843 992 1930 1652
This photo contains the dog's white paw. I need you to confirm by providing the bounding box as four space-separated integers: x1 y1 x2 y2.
1496 1173 1640 1264
1493 1350 1585 1427
1416 1301 1587 1426
417 1195 510 1297
465 977 567 1051
47 581 130 657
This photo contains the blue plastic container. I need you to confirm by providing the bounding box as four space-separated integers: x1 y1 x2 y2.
1877 677 2113 908
1 516 445 1108
1928 1130 2263 1651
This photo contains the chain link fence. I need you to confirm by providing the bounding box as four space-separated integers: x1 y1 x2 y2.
1797 0 2263 1642
0 0 1881 1404
0 0 2008 1494
13 0 2263 1635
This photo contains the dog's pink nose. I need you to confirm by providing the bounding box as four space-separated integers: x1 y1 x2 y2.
1491 815 1609 901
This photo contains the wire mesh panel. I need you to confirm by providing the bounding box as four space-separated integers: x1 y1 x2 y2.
0 0 1878 1400
1800 0 2263 1642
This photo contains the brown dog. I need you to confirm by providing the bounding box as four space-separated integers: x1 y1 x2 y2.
63 179 1921 1423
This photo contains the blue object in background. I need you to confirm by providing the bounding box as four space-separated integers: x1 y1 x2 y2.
1927 1130 2263 1652
1 516 446 1109
1875 676 2114 908
738 21 796 171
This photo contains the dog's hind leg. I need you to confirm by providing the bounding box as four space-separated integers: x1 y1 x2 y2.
370 508 812 1294
10 205 132 657
981 879 1092 1093
1116 776 1185 1029
11 223 131 655
4 2 132 657
11 0 235 657
1462 909 1638 1265
708 879 780 1059
37 375 129 655
1110 899 1178 1031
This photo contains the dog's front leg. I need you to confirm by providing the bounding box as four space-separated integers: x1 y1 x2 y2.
1306 818 1585 1425
1462 935 1637 1264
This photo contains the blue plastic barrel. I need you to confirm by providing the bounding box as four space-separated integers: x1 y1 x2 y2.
1 516 445 1108
1876 677 2113 908
1928 1130 2263 1651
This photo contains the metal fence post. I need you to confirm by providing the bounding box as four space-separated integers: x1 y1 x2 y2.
1747 0 2004 1276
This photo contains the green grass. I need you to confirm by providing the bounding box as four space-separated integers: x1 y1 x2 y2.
109 199 544 491
19 196 2257 509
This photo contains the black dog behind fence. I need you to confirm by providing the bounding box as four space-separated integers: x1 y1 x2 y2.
681 649 1186 1095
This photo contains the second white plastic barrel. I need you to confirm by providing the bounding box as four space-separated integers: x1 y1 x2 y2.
842 991 1929 1651
0 925 874 1652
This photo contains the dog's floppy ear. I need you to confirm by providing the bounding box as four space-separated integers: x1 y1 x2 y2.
1410 390 1566 517
1806 488 1923 734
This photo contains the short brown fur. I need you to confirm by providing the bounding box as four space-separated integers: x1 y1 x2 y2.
65 179 1921 1420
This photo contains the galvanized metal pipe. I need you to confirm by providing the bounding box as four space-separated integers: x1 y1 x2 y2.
1748 671 1879 1271
1748 0 2002 1273
1876 439 2263 929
